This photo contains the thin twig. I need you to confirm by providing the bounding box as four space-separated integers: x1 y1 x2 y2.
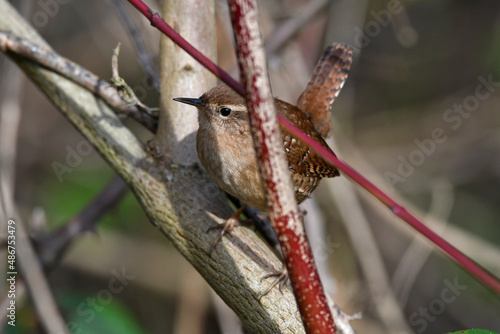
0 57 23 209
34 176 128 268
392 179 454 305
0 31 158 132
0 4 68 332
328 173 414 333
110 43 159 117
0 13 25 329
0 71 70 330
109 0 160 90
0 2 68 331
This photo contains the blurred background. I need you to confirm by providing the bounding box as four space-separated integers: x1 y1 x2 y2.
1 0 500 333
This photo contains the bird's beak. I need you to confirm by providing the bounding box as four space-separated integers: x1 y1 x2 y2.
173 97 203 107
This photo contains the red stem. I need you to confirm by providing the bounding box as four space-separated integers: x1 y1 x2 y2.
126 0 500 296
228 0 336 332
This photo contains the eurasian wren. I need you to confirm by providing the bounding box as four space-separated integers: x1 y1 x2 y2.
174 84 339 211
174 43 352 212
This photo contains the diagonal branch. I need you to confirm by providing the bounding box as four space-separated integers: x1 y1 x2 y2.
34 176 128 267
0 31 158 132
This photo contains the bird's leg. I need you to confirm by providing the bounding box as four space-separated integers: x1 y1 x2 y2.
207 203 247 255
208 200 290 297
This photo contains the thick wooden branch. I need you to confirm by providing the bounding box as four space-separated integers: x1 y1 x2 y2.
0 1 304 332
152 0 216 164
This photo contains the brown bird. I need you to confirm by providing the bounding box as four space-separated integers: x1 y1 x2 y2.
174 43 352 212
175 85 336 211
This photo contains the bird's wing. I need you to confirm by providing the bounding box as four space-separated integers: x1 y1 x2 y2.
278 100 339 178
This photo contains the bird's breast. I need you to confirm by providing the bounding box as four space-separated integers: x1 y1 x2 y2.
196 125 267 211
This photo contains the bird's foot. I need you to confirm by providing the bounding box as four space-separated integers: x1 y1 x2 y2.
259 265 289 299
207 204 248 256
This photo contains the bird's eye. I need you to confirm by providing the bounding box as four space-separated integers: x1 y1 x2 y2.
219 107 232 117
